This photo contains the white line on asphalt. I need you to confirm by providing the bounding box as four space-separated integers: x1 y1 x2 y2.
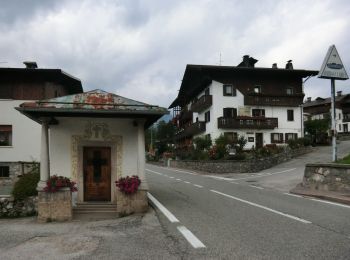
169 176 175 179
184 181 191 184
177 226 206 248
249 185 264 190
176 178 182 181
147 193 179 223
207 176 234 181
169 168 198 175
309 198 350 209
210 189 311 224
230 182 239 185
146 169 164 175
283 193 303 198
231 168 296 181
193 184 203 188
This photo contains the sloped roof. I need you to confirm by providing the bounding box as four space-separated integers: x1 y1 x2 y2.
303 94 349 107
169 64 318 108
16 89 168 128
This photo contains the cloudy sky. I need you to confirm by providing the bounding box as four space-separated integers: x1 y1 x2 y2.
0 0 349 108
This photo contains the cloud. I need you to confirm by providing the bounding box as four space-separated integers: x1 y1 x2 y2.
0 0 349 107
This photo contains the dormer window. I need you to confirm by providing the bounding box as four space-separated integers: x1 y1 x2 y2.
223 84 236 96
286 88 293 95
254 85 261 94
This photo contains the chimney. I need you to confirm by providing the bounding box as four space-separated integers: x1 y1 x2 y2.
272 63 278 69
23 61 38 69
237 55 258 68
307 97 311 102
337 91 342 97
285 60 293 70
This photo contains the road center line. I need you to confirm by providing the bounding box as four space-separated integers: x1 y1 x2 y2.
184 181 191 184
249 185 264 190
168 168 198 175
169 176 175 179
147 192 179 223
177 226 206 248
210 189 311 224
193 184 203 188
176 178 182 181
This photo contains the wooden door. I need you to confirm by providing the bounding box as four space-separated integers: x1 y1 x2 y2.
83 147 111 201
255 133 263 149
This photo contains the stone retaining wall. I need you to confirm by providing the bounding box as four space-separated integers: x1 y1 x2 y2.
303 163 350 192
115 189 148 215
168 147 313 173
0 196 37 218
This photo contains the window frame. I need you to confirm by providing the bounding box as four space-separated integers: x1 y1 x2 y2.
252 109 265 117
271 133 284 143
286 87 294 95
254 85 262 94
223 107 237 118
285 133 298 141
0 166 10 178
205 111 210 123
287 110 294 121
0 125 13 147
223 84 236 96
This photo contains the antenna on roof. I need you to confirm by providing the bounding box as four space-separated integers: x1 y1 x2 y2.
216 52 223 65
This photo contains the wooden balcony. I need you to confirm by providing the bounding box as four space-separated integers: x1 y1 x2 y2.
175 121 206 140
178 109 193 126
218 116 278 129
191 95 212 112
245 94 304 107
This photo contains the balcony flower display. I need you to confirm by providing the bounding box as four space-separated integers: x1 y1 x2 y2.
44 175 78 193
115 175 141 195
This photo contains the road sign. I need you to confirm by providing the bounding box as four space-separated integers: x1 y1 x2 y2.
318 45 348 80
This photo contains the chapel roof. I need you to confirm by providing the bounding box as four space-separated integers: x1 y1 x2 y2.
16 89 168 128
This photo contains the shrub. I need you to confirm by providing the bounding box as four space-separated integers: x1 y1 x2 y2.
193 136 212 151
12 165 40 201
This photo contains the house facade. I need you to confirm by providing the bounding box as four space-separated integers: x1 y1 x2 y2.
0 62 82 186
303 91 350 134
170 56 318 149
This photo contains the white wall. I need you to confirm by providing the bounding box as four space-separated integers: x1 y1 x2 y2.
49 117 140 178
0 100 41 162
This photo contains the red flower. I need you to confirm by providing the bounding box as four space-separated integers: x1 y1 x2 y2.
115 175 141 195
44 175 78 193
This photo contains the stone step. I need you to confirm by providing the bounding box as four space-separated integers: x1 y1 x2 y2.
73 212 118 220
73 203 118 220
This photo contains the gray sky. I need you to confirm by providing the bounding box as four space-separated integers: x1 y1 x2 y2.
1 0 349 108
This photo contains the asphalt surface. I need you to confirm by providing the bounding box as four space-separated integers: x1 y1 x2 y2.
146 142 350 259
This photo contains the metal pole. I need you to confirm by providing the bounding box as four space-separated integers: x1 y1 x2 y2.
331 79 337 161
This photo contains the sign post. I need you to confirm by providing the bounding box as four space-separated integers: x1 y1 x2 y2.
318 45 348 162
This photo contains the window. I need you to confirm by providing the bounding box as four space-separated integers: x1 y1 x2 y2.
286 88 293 95
205 88 210 96
285 133 298 141
254 85 261 94
271 133 283 143
252 109 265 117
287 110 294 121
223 108 237 118
339 113 341 120
0 125 12 146
224 132 238 142
0 166 9 178
339 124 342 131
223 84 236 96
205 111 210 122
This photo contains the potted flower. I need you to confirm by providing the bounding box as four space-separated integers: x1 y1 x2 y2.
43 175 78 193
115 175 141 195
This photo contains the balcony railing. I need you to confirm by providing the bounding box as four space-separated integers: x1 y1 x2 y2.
245 94 304 107
178 109 193 126
218 116 278 129
191 95 212 112
175 121 206 140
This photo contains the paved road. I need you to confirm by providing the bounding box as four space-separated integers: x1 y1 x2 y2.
146 142 350 259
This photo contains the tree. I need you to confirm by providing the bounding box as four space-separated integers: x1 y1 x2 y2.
304 118 330 144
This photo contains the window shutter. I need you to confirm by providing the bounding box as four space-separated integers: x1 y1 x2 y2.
271 133 274 143
280 133 284 143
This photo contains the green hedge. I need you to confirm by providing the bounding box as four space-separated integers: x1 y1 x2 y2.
12 166 40 201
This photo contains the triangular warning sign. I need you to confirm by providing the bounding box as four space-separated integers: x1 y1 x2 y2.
318 45 348 80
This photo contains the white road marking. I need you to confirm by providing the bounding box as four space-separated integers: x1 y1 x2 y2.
309 198 350 209
249 185 264 190
207 176 234 181
176 178 182 181
169 176 175 179
184 181 191 184
231 168 296 181
210 189 311 224
147 193 179 223
169 168 198 175
230 182 240 185
193 184 203 188
177 226 206 248
146 169 164 175
284 193 303 198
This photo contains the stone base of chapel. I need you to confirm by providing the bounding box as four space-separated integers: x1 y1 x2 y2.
37 189 73 222
115 189 149 215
